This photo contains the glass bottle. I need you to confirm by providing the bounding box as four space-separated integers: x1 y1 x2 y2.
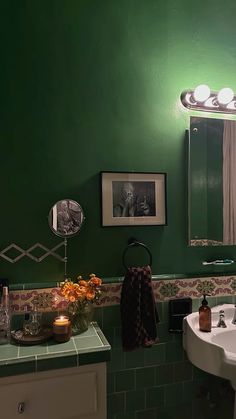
0 286 10 344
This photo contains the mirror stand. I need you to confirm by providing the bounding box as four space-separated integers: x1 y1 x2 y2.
64 238 68 278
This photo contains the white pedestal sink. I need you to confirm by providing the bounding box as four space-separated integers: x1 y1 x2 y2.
183 304 236 419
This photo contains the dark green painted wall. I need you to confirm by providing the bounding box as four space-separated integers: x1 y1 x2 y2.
1 0 236 284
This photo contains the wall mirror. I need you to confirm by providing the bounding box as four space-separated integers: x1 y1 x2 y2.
189 116 236 246
48 199 85 238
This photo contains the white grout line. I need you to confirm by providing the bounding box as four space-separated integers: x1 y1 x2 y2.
71 337 79 367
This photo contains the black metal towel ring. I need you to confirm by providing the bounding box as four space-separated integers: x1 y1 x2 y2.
122 238 152 270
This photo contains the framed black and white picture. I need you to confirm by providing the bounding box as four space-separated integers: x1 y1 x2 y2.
101 172 167 226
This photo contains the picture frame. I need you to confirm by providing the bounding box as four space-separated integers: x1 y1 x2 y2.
101 171 167 226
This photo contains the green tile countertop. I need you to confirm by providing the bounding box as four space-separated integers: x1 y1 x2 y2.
0 322 111 378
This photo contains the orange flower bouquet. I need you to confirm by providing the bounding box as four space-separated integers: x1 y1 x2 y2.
60 274 102 335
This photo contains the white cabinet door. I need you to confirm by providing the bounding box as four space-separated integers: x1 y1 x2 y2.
0 363 106 419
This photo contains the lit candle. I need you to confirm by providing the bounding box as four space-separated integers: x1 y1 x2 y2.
54 315 69 326
53 315 71 343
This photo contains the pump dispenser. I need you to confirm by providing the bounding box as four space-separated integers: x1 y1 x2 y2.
199 294 211 332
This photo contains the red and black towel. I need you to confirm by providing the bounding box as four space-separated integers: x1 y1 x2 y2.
120 265 159 351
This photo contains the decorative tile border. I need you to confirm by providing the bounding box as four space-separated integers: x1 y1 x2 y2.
9 275 236 312
190 239 224 246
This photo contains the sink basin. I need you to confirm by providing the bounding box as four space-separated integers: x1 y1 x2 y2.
183 303 236 418
212 330 236 353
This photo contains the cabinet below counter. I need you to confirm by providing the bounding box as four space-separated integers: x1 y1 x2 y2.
0 322 111 419
0 363 106 419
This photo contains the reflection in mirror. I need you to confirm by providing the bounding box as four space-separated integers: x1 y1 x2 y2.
189 116 236 246
48 199 84 238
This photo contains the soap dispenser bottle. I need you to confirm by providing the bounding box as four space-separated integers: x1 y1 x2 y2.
199 294 211 332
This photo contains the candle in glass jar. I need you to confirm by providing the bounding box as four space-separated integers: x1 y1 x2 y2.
54 315 69 326
53 315 71 343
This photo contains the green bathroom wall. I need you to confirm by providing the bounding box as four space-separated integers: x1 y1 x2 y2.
1 0 236 284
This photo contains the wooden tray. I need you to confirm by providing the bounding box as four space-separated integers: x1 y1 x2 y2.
11 327 53 345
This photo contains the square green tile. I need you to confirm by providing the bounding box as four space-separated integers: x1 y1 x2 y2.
160 302 169 323
173 333 183 343
74 335 103 352
136 367 155 389
158 322 174 342
108 348 125 372
125 348 144 368
157 403 193 419
126 389 145 411
174 361 193 382
136 409 157 419
165 342 184 363
75 326 97 338
19 344 47 358
107 393 125 416
183 380 207 402
0 344 18 362
156 364 174 385
107 372 115 394
115 370 135 392
192 366 210 380
144 343 165 366
114 327 122 348
165 382 184 406
146 386 164 408
47 339 76 354
115 413 135 419
103 306 121 328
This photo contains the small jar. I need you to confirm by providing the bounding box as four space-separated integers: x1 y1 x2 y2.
53 316 71 343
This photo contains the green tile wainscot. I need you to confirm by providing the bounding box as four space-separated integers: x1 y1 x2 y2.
0 322 111 378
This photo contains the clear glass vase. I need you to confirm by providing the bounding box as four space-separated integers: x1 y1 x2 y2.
67 301 93 336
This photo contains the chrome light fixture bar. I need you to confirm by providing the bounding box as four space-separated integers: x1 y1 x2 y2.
181 85 236 114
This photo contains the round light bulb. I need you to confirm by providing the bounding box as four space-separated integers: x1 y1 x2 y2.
193 84 211 102
217 87 234 105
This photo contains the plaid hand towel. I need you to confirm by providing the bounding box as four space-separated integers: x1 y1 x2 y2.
120 265 159 351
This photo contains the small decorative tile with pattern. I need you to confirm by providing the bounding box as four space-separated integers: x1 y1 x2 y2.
159 283 180 298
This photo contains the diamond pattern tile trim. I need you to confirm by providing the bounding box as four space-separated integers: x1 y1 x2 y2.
0 242 65 263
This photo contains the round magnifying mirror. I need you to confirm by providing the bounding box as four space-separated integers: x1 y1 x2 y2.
48 199 85 238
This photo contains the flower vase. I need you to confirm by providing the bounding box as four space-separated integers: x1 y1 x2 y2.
67 301 93 336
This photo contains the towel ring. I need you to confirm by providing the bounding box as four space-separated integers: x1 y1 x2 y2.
122 240 152 270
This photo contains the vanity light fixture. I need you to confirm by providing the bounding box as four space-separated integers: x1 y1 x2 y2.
181 85 236 114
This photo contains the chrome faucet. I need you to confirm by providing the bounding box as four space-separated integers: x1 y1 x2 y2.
217 310 227 328
232 305 236 325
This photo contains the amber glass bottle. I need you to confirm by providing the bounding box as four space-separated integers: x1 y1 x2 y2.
199 294 211 332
